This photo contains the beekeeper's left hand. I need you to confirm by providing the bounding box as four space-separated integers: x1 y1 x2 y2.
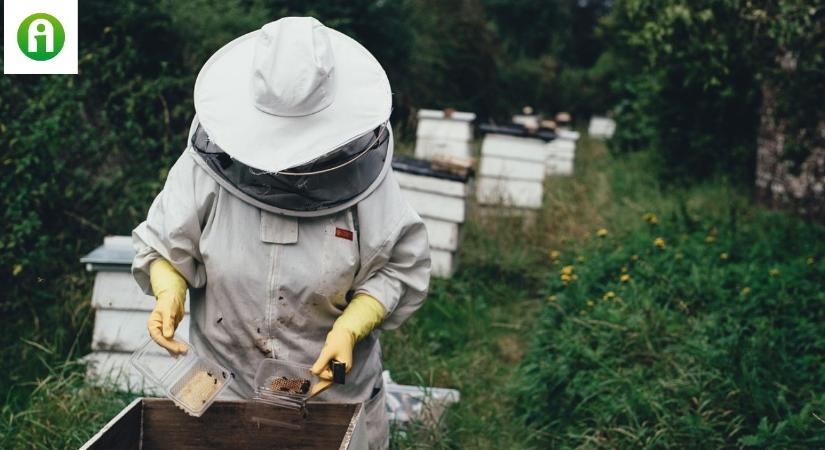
310 293 385 381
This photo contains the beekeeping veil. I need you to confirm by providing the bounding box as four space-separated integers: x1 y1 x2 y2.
188 17 393 217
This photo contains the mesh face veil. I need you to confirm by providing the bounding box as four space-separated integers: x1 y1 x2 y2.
191 122 391 215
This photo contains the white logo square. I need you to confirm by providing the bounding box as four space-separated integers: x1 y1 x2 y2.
4 0 78 74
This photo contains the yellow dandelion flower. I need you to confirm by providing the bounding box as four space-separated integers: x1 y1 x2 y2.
642 213 658 224
560 273 572 282
769 268 780 276
620 274 631 282
740 287 751 296
549 250 561 260
12 264 23 276
631 254 639 261
586 299 595 308
603 291 616 300
547 295 557 302
720 252 729 260
653 237 666 249
561 265 574 275
596 228 608 237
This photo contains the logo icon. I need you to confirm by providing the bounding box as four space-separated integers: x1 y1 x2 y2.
17 13 65 61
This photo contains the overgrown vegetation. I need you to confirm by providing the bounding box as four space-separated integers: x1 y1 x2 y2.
606 0 825 182
0 360 134 449
515 158 825 447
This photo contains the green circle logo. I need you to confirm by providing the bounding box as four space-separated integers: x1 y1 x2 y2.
17 13 65 61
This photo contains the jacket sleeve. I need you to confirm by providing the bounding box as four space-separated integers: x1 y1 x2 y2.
352 173 432 330
131 151 218 295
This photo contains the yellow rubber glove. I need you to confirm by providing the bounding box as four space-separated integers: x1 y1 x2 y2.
147 259 188 354
310 293 385 391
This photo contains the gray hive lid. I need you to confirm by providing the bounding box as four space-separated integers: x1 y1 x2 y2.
80 235 135 272
478 123 557 142
392 156 472 183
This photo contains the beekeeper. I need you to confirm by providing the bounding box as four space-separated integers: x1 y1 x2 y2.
130 17 431 449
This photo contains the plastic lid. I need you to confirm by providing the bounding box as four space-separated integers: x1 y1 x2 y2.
130 338 196 386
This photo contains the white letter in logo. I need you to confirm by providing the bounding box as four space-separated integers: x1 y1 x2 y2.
28 18 54 53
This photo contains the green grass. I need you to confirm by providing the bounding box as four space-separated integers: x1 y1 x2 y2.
510 149 825 447
3 136 823 449
514 206 825 448
0 343 135 449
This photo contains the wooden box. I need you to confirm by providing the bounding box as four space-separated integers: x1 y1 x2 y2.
80 398 367 450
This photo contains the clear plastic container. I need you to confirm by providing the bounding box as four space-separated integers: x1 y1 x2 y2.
253 359 322 405
129 337 234 417
248 358 322 428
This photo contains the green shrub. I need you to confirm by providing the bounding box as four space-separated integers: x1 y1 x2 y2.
605 0 825 183
516 206 825 448
606 0 761 182
0 0 202 393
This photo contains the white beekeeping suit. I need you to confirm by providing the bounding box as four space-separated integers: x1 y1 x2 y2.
130 17 431 449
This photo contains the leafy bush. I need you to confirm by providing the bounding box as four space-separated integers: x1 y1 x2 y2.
605 0 825 183
0 0 194 394
516 207 825 448
606 0 761 181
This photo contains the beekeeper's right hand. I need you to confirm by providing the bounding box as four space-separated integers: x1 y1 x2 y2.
147 258 188 354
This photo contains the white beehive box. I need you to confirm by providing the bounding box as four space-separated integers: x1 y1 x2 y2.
588 116 616 139
393 157 471 278
545 137 576 176
80 236 190 393
476 133 546 209
414 109 476 160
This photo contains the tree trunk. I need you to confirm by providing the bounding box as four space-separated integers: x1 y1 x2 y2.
755 83 825 221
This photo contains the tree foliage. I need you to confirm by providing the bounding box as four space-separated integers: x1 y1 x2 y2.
606 0 825 182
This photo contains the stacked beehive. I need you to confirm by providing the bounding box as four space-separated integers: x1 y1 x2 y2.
80 236 190 392
545 129 580 176
476 126 549 210
414 109 476 160
393 157 471 278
